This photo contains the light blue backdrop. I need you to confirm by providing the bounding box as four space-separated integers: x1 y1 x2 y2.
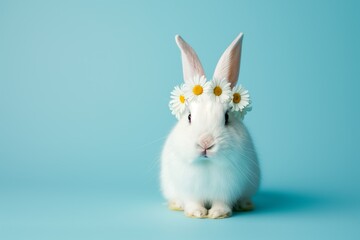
1 0 359 239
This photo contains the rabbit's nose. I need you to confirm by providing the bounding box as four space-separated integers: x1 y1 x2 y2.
198 134 215 150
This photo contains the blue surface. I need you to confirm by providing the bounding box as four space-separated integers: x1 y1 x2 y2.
1 0 360 239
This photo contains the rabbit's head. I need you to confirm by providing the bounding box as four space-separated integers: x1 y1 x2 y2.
168 34 252 163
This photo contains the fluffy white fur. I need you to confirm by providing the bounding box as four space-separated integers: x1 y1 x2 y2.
161 34 260 219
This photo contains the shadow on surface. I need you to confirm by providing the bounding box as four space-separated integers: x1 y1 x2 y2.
234 189 332 216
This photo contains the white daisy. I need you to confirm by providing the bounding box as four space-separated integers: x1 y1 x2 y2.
229 85 250 112
169 84 187 119
184 75 209 102
208 78 232 103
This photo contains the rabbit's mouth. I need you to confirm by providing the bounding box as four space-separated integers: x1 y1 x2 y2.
201 150 209 158
199 147 216 159
193 154 210 163
196 142 215 159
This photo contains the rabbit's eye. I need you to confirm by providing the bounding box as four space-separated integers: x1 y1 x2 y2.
225 112 229 125
188 113 191 124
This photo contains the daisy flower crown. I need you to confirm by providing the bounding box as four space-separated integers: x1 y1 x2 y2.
169 75 252 120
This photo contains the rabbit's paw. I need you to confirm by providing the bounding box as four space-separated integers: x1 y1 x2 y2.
168 200 183 211
184 203 207 218
233 199 254 212
208 203 232 219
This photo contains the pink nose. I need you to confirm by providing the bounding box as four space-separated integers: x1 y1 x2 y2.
198 134 215 150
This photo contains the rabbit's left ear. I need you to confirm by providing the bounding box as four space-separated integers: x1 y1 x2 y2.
175 35 205 83
213 33 244 88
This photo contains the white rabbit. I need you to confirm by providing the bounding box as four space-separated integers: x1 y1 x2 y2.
160 33 260 219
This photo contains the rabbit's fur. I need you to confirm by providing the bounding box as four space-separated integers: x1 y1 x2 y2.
161 34 260 219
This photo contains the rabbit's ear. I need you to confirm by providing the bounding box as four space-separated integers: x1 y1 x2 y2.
175 35 205 83
213 33 244 88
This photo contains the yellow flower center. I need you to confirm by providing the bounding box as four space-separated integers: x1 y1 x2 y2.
213 86 222 96
192 85 203 96
233 93 241 103
179 95 185 104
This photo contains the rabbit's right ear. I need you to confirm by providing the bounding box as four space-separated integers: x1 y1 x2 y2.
175 35 205 83
213 33 244 88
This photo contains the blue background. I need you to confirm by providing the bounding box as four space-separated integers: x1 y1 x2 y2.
1 0 359 239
